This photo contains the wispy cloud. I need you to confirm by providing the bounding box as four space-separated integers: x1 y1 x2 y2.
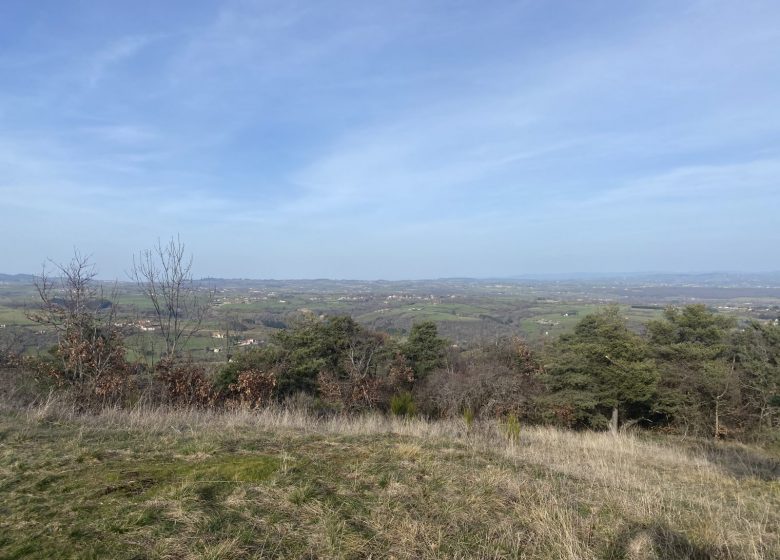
1 0 779 277
591 159 780 206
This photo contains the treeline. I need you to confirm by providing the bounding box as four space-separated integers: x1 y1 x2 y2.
6 302 778 442
543 306 779 439
2 247 778 443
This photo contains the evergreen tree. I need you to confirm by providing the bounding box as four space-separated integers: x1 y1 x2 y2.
732 320 780 432
403 321 447 378
647 305 736 437
271 315 363 396
545 307 657 431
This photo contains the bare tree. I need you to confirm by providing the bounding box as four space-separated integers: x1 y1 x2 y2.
27 251 126 388
131 236 214 359
30 251 98 332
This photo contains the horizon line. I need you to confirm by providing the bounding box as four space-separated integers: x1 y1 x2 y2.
3 270 780 284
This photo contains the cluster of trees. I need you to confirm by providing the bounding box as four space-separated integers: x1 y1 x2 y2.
213 316 445 412
544 306 780 439
15 239 213 407
201 303 778 441
6 243 779 441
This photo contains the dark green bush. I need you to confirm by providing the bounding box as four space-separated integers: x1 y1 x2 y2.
390 392 416 417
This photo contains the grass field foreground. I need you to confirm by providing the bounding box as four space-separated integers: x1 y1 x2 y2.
0 401 778 559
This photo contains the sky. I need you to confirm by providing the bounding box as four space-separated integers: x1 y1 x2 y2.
1 0 779 280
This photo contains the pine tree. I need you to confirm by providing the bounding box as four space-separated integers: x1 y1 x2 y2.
545 306 657 431
403 321 447 378
647 305 737 437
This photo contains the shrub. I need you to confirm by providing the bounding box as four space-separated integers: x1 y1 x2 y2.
415 337 543 419
26 252 134 407
155 358 214 407
390 392 416 417
0 354 59 406
228 369 277 408
214 346 282 394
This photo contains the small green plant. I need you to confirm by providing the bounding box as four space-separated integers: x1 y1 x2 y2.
462 407 475 431
504 413 521 443
390 392 416 417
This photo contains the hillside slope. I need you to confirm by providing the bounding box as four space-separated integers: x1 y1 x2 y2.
0 405 778 559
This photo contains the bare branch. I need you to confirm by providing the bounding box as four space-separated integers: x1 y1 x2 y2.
130 236 214 359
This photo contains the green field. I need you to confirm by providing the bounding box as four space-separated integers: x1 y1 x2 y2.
357 302 485 323
2 279 777 357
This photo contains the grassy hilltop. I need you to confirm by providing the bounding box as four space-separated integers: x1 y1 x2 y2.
1 403 778 560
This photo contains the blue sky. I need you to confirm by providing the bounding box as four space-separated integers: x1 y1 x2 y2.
1 1 779 279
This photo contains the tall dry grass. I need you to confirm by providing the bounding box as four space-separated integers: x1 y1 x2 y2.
4 395 779 559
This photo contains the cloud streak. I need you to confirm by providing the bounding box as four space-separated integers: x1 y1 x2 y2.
0 0 778 278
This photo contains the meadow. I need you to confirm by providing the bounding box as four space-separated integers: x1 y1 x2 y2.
0 400 778 559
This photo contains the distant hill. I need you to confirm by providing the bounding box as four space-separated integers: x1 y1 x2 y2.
4 271 780 288
507 271 780 285
0 273 35 284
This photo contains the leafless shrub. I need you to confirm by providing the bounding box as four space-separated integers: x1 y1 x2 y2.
317 351 415 412
417 336 543 418
228 368 277 408
26 251 132 406
154 358 214 407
